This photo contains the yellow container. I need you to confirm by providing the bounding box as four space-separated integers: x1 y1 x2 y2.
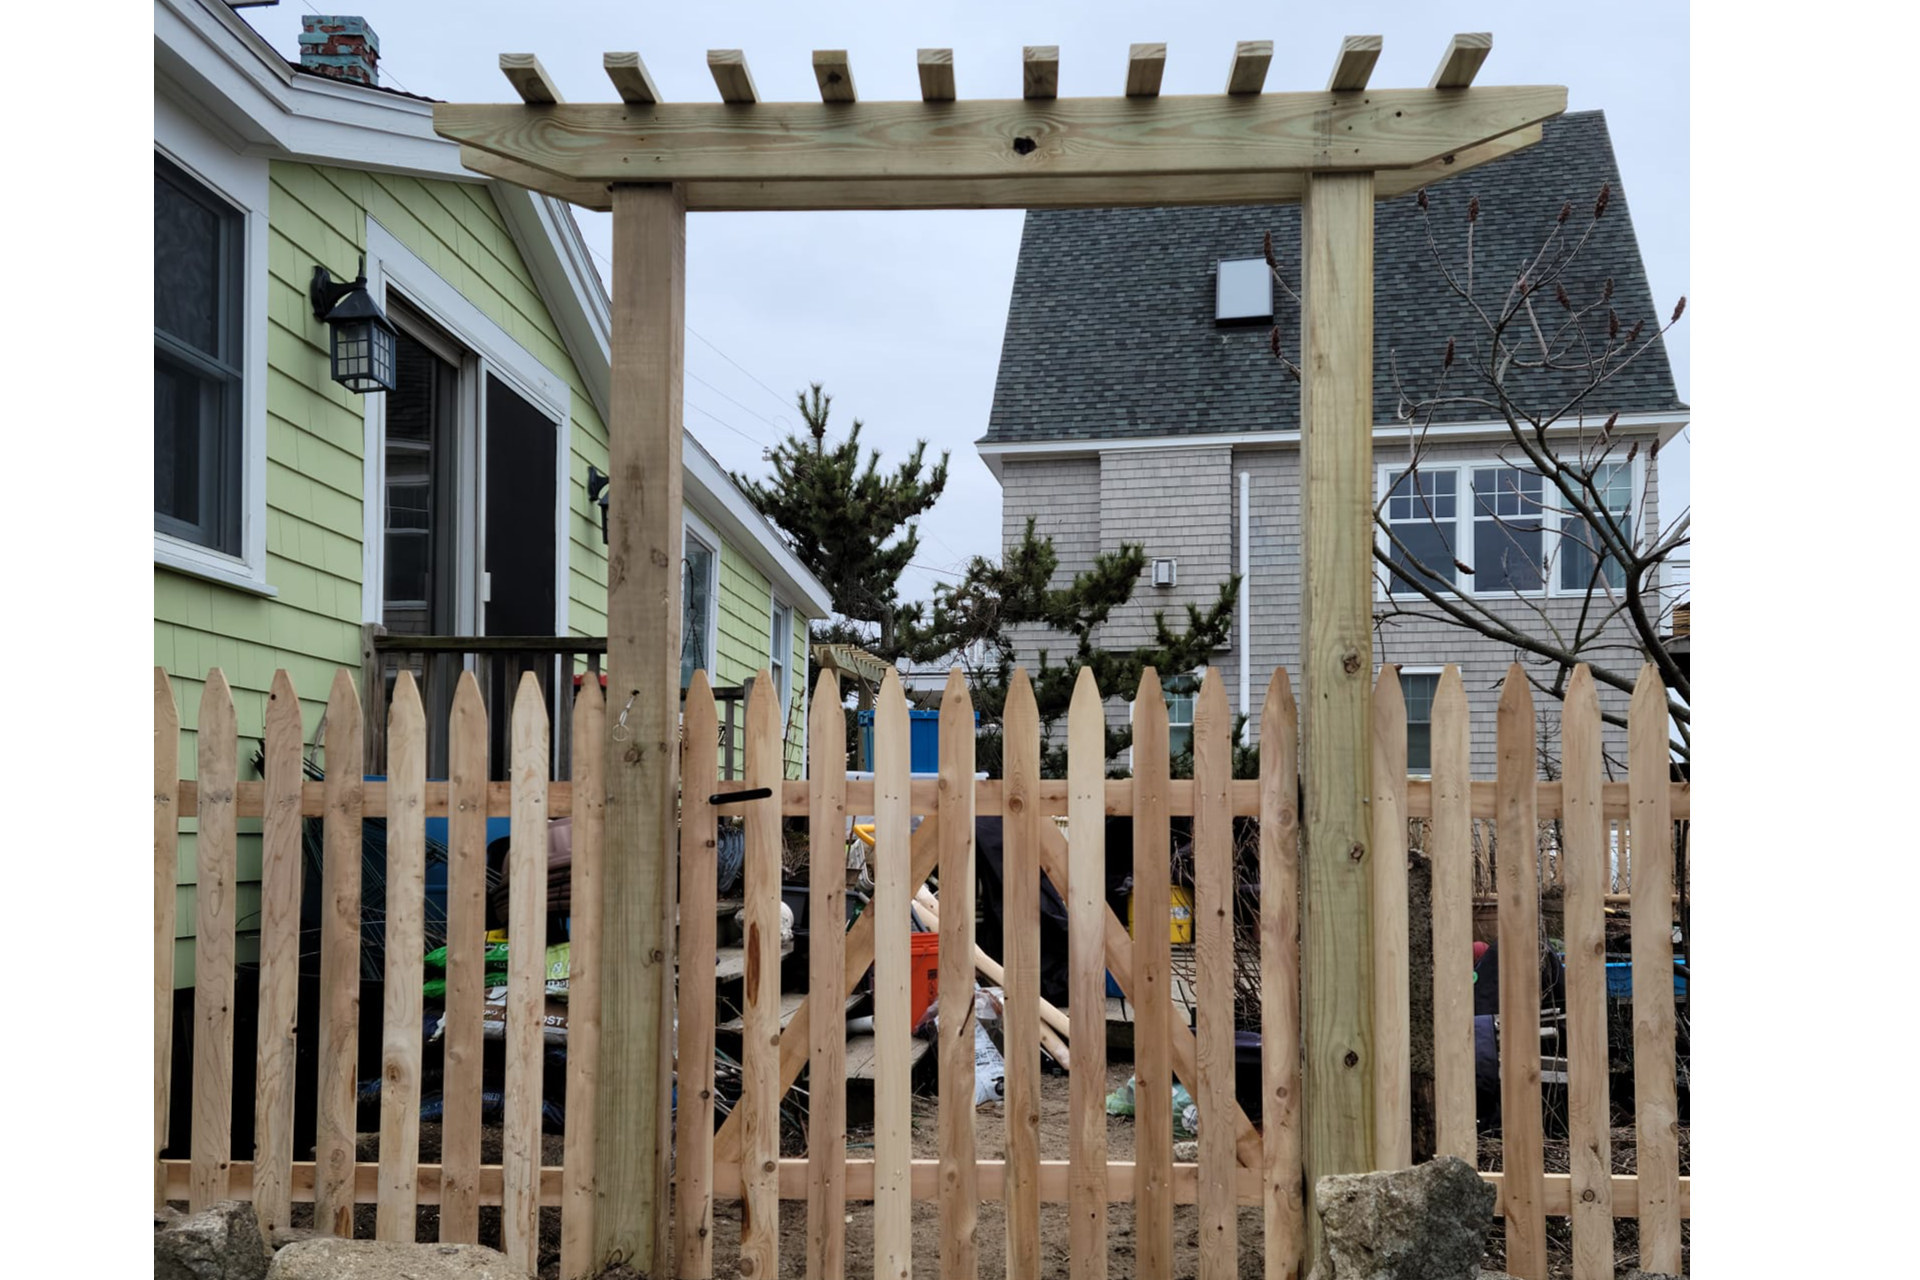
1128 886 1195 944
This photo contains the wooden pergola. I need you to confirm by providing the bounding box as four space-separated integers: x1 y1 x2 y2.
434 34 1565 1278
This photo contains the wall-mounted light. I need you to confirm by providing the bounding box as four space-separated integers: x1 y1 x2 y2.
310 255 398 394
586 465 611 544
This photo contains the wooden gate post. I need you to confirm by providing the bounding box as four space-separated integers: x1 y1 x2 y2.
1298 168 1378 1261
596 181 687 1277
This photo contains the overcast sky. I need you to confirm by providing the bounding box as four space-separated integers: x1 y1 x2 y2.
245 1 1689 605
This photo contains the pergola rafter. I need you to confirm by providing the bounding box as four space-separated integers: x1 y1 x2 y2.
430 33 1567 1280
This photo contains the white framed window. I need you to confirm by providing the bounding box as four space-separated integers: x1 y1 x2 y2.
1398 667 1442 775
681 511 720 687
770 597 794 709
153 94 271 595
1378 455 1642 600
1166 675 1198 757
1215 257 1273 324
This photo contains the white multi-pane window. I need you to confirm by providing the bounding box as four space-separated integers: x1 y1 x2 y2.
1166 681 1197 756
770 598 793 708
681 525 717 687
1400 669 1440 773
1381 458 1638 598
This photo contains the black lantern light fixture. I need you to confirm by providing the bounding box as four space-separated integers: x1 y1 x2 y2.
310 255 398 393
586 465 611 544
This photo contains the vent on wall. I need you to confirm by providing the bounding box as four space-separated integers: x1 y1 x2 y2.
1151 557 1177 588
1215 257 1272 324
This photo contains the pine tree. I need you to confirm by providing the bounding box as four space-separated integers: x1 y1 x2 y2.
734 383 949 662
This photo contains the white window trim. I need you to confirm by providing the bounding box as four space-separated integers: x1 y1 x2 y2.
359 216 572 635
154 92 272 596
683 507 723 680
1374 453 1645 604
1393 664 1444 778
769 594 795 716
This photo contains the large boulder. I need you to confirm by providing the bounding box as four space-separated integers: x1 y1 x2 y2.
266 1239 531 1280
154 1201 273 1280
1308 1157 1496 1280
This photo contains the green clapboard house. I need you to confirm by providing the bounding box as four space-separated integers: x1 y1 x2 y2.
156 1 830 985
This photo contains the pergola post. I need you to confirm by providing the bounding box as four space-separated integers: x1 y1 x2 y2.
1298 169 1378 1259
596 182 687 1277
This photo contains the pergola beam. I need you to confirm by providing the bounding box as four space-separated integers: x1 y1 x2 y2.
917 47 955 102
1125 43 1167 98
457 124 1545 213
604 52 660 105
1023 45 1059 99
1431 33 1494 89
708 49 759 104
1327 35 1383 92
813 49 857 103
499 53 562 105
1225 40 1273 95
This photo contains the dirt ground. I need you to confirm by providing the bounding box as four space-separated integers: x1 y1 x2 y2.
279 1061 1685 1280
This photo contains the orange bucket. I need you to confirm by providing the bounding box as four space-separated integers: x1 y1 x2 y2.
908 931 941 1028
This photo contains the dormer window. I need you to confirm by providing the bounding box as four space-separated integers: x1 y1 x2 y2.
1215 257 1272 325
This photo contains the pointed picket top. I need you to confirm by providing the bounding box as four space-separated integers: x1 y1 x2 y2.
512 669 549 736
324 667 363 778
1497 662 1532 719
1434 664 1468 725
391 667 424 727
811 666 842 753
1372 662 1406 728
1006 665 1037 727
1629 661 1667 722
200 666 235 731
1136 666 1166 731
1196 665 1231 731
1565 664 1600 743
683 666 714 742
747 664 780 741
1069 663 1101 719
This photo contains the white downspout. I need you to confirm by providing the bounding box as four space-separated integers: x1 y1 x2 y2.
1239 470 1251 745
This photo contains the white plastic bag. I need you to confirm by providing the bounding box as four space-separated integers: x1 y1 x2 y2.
973 1021 1006 1107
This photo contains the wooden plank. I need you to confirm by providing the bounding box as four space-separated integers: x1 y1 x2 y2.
255 671 304 1238
166 1158 1690 1218
376 673 427 1239
502 673 550 1275
173 767 1692 824
500 53 564 104
1429 667 1476 1163
1023 45 1059 100
1258 668 1304 1280
429 89 1571 185
917 48 955 102
441 673 489 1243
807 670 849 1280
674 674 718 1280
1192 673 1236 1280
154 669 180 1209
190 670 238 1212
708 49 760 104
604 52 661 105
1430 33 1494 90
1370 667 1412 1169
873 669 915 1280
1001 671 1045 1280
1131 671 1174 1280
1125 43 1166 98
595 181 686 1276
314 669 364 1237
1226 40 1273 95
939 669 980 1280
813 50 857 103
1065 669 1107 1280
711 814 944 1165
1561 667 1613 1280
563 674 606 1280
1495 666 1547 1277
1327 35 1383 92
1298 168 1377 1263
1629 666 1683 1275
739 674 784 1280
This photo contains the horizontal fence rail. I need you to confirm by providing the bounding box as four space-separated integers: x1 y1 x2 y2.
156 658 1688 1280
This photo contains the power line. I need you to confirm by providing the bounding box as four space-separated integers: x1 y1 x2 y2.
686 370 786 440
683 398 770 451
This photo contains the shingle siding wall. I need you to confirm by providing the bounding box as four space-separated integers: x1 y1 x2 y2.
1000 456 1100 684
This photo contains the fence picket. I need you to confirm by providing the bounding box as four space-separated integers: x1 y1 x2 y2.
441 673 489 1242
1429 667 1475 1163
255 671 304 1238
674 672 718 1280
315 669 364 1237
154 670 180 1209
1131 670 1173 1280
377 673 428 1239
1066 668 1107 1280
1001 670 1043 1280
939 668 981 1280
1258 668 1303 1280
503 672 550 1273
191 669 238 1212
1193 672 1236 1280
1495 666 1546 1277
874 669 916 1280
740 672 783 1280
1370 666 1412 1170
808 669 849 1280
1629 666 1682 1274
563 670 607 1279
1561 668 1613 1280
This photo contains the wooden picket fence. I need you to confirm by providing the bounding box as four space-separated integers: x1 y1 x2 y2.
154 658 1688 1280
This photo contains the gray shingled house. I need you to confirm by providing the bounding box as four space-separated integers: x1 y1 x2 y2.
977 111 1687 775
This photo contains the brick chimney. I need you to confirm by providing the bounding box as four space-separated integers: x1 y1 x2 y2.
298 15 380 87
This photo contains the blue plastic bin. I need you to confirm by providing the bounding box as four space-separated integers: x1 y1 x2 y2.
856 708 973 773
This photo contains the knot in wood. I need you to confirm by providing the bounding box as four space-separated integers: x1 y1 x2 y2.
650 548 670 568
1580 1188 1596 1202
1342 650 1362 674
1349 842 1365 861
1007 794 1024 813
763 1159 777 1173
650 948 665 963
1343 1050 1359 1068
